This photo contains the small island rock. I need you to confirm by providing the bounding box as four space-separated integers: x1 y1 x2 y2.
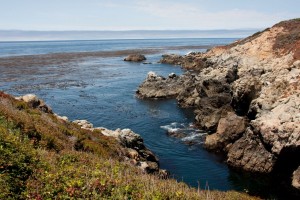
124 54 146 62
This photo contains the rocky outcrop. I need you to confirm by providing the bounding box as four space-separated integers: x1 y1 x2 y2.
136 71 185 99
159 53 213 70
227 128 276 173
15 94 53 113
73 119 162 174
205 112 247 151
159 54 184 65
124 54 146 62
137 19 300 189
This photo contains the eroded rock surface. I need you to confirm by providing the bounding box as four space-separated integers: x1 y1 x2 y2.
137 19 300 188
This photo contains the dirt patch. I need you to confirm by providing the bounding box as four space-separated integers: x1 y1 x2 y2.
273 19 300 61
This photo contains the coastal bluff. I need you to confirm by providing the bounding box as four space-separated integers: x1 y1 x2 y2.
137 19 300 191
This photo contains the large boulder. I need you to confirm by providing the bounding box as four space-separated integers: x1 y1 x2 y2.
205 112 247 151
124 54 146 62
16 94 53 113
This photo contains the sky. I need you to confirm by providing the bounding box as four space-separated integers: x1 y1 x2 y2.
0 0 299 31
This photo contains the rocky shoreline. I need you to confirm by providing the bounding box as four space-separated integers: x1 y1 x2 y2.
15 93 168 177
137 19 300 192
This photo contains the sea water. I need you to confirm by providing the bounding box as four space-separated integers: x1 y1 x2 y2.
0 38 285 198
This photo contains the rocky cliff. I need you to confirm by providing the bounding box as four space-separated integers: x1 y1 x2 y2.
137 19 300 190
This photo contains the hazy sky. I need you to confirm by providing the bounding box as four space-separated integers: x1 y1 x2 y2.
0 0 299 30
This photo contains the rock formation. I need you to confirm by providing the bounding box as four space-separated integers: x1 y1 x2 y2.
124 54 146 62
136 71 186 98
137 19 300 190
15 94 53 113
73 119 162 174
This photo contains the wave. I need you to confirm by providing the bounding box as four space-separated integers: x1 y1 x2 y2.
160 122 207 144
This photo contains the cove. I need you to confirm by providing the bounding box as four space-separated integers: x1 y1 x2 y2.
0 39 283 198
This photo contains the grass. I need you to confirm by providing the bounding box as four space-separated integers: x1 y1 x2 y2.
0 91 259 199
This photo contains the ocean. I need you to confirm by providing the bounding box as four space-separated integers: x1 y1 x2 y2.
0 38 280 198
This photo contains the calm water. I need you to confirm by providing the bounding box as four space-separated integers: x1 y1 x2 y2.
0 38 285 198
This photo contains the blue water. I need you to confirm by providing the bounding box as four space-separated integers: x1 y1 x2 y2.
0 38 235 57
0 38 275 195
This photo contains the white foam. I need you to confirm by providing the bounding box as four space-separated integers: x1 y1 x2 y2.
160 123 180 133
181 133 206 142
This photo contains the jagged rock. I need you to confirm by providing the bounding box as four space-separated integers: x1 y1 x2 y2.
16 94 53 113
137 19 300 188
136 72 185 99
73 119 94 130
124 54 146 62
227 128 276 173
293 166 300 190
168 73 177 79
118 128 144 149
205 112 247 151
138 161 159 173
159 53 210 70
78 124 160 173
126 148 139 160
21 94 39 104
159 54 184 65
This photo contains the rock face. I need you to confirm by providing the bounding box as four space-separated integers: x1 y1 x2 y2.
205 112 247 151
124 54 146 62
137 19 300 189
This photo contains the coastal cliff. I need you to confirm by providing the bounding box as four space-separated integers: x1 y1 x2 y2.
137 19 300 191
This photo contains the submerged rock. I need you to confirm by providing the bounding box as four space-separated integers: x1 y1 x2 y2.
124 54 146 62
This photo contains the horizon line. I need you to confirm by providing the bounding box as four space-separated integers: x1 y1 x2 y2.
0 28 262 32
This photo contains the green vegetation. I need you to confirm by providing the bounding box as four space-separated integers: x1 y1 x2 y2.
0 92 259 199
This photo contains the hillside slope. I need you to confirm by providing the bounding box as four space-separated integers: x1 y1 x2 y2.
0 92 257 199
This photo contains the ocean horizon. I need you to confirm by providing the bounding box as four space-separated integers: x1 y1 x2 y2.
0 29 259 42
